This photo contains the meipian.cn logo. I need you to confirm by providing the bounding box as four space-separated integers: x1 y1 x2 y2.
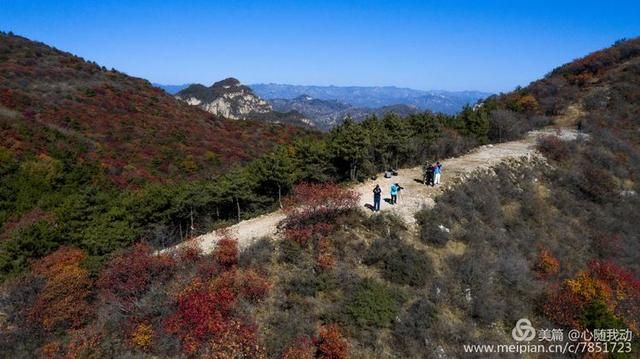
512 318 536 342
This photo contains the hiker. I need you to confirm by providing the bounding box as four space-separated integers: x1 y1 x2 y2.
424 163 435 186
395 183 404 203
390 183 398 204
433 161 442 185
373 184 382 211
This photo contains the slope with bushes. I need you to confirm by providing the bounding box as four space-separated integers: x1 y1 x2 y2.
0 33 307 186
0 32 310 276
2 34 640 358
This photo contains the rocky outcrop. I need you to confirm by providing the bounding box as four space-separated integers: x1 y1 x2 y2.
176 78 272 120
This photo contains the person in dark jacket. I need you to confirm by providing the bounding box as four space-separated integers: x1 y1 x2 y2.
373 184 382 211
424 164 435 186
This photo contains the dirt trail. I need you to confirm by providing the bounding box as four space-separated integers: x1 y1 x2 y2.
172 127 579 254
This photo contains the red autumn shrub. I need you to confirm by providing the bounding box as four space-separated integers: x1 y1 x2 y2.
283 227 314 246
213 229 238 268
534 246 560 278
28 247 92 331
238 269 272 302
31 245 85 277
209 268 271 303
317 324 349 359
284 223 334 247
176 243 202 265
210 269 238 291
543 260 640 331
516 94 540 113
165 279 237 354
197 255 223 280
97 242 175 309
206 319 265 358
281 183 357 271
589 260 640 292
283 182 360 226
316 237 336 271
281 336 316 359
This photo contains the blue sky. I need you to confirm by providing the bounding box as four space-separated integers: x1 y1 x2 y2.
1 1 639 92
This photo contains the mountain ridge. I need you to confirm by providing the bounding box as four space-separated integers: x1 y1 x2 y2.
157 82 490 114
250 83 490 113
269 95 419 130
175 78 314 127
0 33 307 186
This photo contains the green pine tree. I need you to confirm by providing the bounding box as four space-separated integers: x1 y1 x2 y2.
329 117 371 181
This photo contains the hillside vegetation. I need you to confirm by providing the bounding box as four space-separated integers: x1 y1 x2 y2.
0 33 306 185
0 32 522 280
1 35 640 358
0 32 313 274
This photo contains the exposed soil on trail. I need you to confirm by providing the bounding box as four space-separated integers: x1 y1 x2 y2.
172 127 579 254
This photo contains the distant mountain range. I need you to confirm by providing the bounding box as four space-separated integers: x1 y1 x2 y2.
174 78 313 128
158 82 490 130
250 83 491 114
269 95 418 130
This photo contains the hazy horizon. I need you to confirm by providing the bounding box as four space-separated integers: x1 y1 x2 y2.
155 81 493 94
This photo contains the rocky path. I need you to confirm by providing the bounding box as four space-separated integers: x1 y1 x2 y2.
171 127 579 254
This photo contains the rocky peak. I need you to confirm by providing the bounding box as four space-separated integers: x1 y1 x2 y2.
176 78 272 120
212 77 242 88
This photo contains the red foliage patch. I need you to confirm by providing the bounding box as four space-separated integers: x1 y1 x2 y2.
533 245 560 279
281 336 316 359
208 268 271 303
164 279 238 354
175 243 203 264
543 260 640 331
28 247 92 331
238 269 272 302
213 229 239 268
280 324 348 359
281 182 358 270
284 223 334 247
283 182 360 224
206 319 265 358
96 243 175 310
317 324 349 359
316 237 336 271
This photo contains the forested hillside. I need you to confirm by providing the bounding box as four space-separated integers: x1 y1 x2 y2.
0 34 307 185
0 33 515 281
0 32 309 275
1 34 639 358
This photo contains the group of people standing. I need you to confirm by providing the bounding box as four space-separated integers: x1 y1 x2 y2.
423 161 442 187
372 182 404 212
371 161 444 212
